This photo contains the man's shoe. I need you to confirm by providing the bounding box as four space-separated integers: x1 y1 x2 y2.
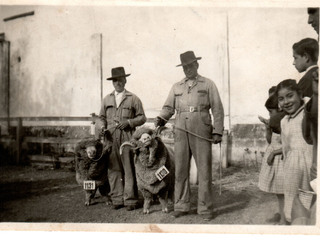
112 204 124 210
201 213 214 221
171 211 188 218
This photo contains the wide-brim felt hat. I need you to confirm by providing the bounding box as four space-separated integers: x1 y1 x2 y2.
176 51 202 67
106 66 131 80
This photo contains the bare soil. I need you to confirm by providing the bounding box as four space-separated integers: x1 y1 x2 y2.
0 165 278 225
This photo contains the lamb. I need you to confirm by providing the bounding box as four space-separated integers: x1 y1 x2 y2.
75 133 112 206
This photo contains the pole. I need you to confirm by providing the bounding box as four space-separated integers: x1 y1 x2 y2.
100 33 103 101
226 12 231 130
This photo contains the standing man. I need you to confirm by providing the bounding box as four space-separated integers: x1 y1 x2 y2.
100 66 146 210
155 51 224 220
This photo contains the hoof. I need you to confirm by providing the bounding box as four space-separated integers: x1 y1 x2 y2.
143 209 150 214
162 207 168 213
105 200 112 205
85 201 90 206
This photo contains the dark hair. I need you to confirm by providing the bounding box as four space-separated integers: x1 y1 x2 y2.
268 86 277 96
308 8 319 14
292 38 319 63
275 79 301 96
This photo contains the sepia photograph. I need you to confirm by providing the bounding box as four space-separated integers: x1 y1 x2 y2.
0 0 319 235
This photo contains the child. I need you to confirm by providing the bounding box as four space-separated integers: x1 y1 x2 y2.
258 86 285 224
292 38 318 98
275 79 313 224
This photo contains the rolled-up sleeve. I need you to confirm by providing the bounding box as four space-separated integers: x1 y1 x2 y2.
208 81 224 135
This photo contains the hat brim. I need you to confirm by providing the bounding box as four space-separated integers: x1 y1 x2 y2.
176 57 202 67
106 74 131 80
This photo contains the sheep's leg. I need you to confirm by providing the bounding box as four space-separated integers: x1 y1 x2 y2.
85 189 97 206
158 188 168 213
141 189 152 214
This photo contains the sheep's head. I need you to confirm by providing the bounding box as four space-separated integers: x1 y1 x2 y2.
138 133 153 146
85 145 97 159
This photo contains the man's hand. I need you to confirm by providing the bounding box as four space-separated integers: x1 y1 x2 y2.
267 152 275 166
212 134 222 144
117 120 130 130
154 116 166 127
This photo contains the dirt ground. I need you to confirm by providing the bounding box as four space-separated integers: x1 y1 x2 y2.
0 164 279 225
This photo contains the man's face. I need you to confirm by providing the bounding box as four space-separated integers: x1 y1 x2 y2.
182 61 199 79
293 51 308 73
86 146 97 159
308 9 319 34
112 77 126 92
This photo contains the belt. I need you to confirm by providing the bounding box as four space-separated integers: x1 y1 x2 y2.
178 106 208 113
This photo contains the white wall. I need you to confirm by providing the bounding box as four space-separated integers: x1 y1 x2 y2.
0 5 317 127
228 8 317 124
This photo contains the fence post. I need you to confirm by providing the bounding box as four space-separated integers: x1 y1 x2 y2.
222 130 229 168
16 117 23 164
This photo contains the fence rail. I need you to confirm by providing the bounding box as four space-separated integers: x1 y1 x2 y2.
0 116 227 170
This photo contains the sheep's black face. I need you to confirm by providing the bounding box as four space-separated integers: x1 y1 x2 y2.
86 146 97 159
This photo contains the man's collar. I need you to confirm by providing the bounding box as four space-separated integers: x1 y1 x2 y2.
180 75 203 84
115 90 125 95
301 65 318 78
111 89 130 96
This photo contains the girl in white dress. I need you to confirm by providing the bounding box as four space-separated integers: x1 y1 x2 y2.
276 79 313 224
258 86 285 224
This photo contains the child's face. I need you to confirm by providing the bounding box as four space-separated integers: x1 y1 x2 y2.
277 88 302 115
293 51 308 73
86 146 97 159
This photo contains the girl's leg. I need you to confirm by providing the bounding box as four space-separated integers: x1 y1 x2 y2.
277 194 286 224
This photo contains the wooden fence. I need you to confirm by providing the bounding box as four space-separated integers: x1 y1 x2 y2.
0 116 228 172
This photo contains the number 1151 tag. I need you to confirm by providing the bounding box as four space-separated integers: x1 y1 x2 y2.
83 180 95 190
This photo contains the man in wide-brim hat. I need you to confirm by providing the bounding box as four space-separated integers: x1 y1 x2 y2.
155 51 224 220
99 66 146 211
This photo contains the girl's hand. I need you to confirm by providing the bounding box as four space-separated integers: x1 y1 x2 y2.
267 152 275 166
258 116 269 125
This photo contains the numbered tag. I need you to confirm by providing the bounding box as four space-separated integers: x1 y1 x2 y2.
155 166 169 181
83 180 96 190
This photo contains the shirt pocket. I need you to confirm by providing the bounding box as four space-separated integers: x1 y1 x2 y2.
121 105 133 119
197 89 208 105
174 92 183 109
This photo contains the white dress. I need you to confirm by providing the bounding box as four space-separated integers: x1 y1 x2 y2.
258 133 284 194
281 105 313 222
